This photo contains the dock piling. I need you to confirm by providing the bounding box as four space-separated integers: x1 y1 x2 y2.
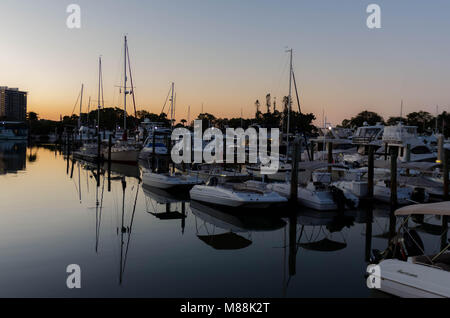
290 138 300 204
368 145 374 199
390 146 398 210
327 142 333 174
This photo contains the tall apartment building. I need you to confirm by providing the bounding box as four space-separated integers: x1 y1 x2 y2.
0 86 27 121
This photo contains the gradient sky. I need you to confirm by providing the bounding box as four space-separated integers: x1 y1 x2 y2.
1 0 450 125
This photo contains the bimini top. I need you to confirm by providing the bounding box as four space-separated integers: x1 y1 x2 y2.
395 201 450 216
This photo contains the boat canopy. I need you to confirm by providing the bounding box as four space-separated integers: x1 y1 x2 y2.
395 201 450 216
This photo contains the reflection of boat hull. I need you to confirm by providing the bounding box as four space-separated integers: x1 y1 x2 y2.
107 162 141 179
190 201 286 232
106 149 139 165
142 184 190 204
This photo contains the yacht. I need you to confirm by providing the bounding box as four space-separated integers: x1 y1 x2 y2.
142 171 202 190
368 202 450 298
306 127 356 162
352 122 385 149
382 123 436 163
189 179 287 208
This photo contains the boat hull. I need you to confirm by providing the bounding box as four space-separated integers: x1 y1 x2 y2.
142 173 201 190
372 259 450 298
190 186 286 209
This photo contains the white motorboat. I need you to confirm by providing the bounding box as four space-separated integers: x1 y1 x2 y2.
142 171 202 190
374 180 413 205
189 179 287 208
267 172 348 211
368 202 450 298
268 181 338 211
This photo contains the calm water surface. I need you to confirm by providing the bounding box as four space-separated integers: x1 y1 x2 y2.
0 142 445 297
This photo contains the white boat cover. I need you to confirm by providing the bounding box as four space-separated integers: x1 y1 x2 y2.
395 201 450 216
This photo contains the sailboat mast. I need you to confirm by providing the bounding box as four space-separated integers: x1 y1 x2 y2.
400 99 403 119
79 84 84 130
187 105 191 127
124 36 128 136
98 56 102 135
286 48 293 160
170 82 174 129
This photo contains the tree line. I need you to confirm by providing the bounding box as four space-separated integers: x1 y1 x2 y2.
26 106 450 138
339 110 450 135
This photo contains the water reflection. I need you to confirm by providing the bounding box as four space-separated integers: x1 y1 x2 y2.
191 201 286 250
0 145 445 297
0 141 27 174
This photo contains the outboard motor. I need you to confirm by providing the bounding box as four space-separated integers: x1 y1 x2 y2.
411 187 427 203
206 177 218 187
330 186 346 212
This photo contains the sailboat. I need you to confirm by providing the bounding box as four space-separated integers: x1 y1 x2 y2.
74 57 105 162
103 35 139 165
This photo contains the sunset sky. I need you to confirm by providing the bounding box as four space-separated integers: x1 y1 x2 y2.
1 0 450 125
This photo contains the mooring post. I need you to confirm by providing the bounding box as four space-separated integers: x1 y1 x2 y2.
327 142 333 174
441 150 448 248
405 144 411 176
97 133 101 162
152 132 156 172
96 134 101 188
390 146 398 210
444 149 449 201
384 142 388 161
70 159 75 179
365 206 373 262
368 145 374 199
108 134 112 192
288 214 297 277
310 141 314 162
290 138 300 204
168 133 174 174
